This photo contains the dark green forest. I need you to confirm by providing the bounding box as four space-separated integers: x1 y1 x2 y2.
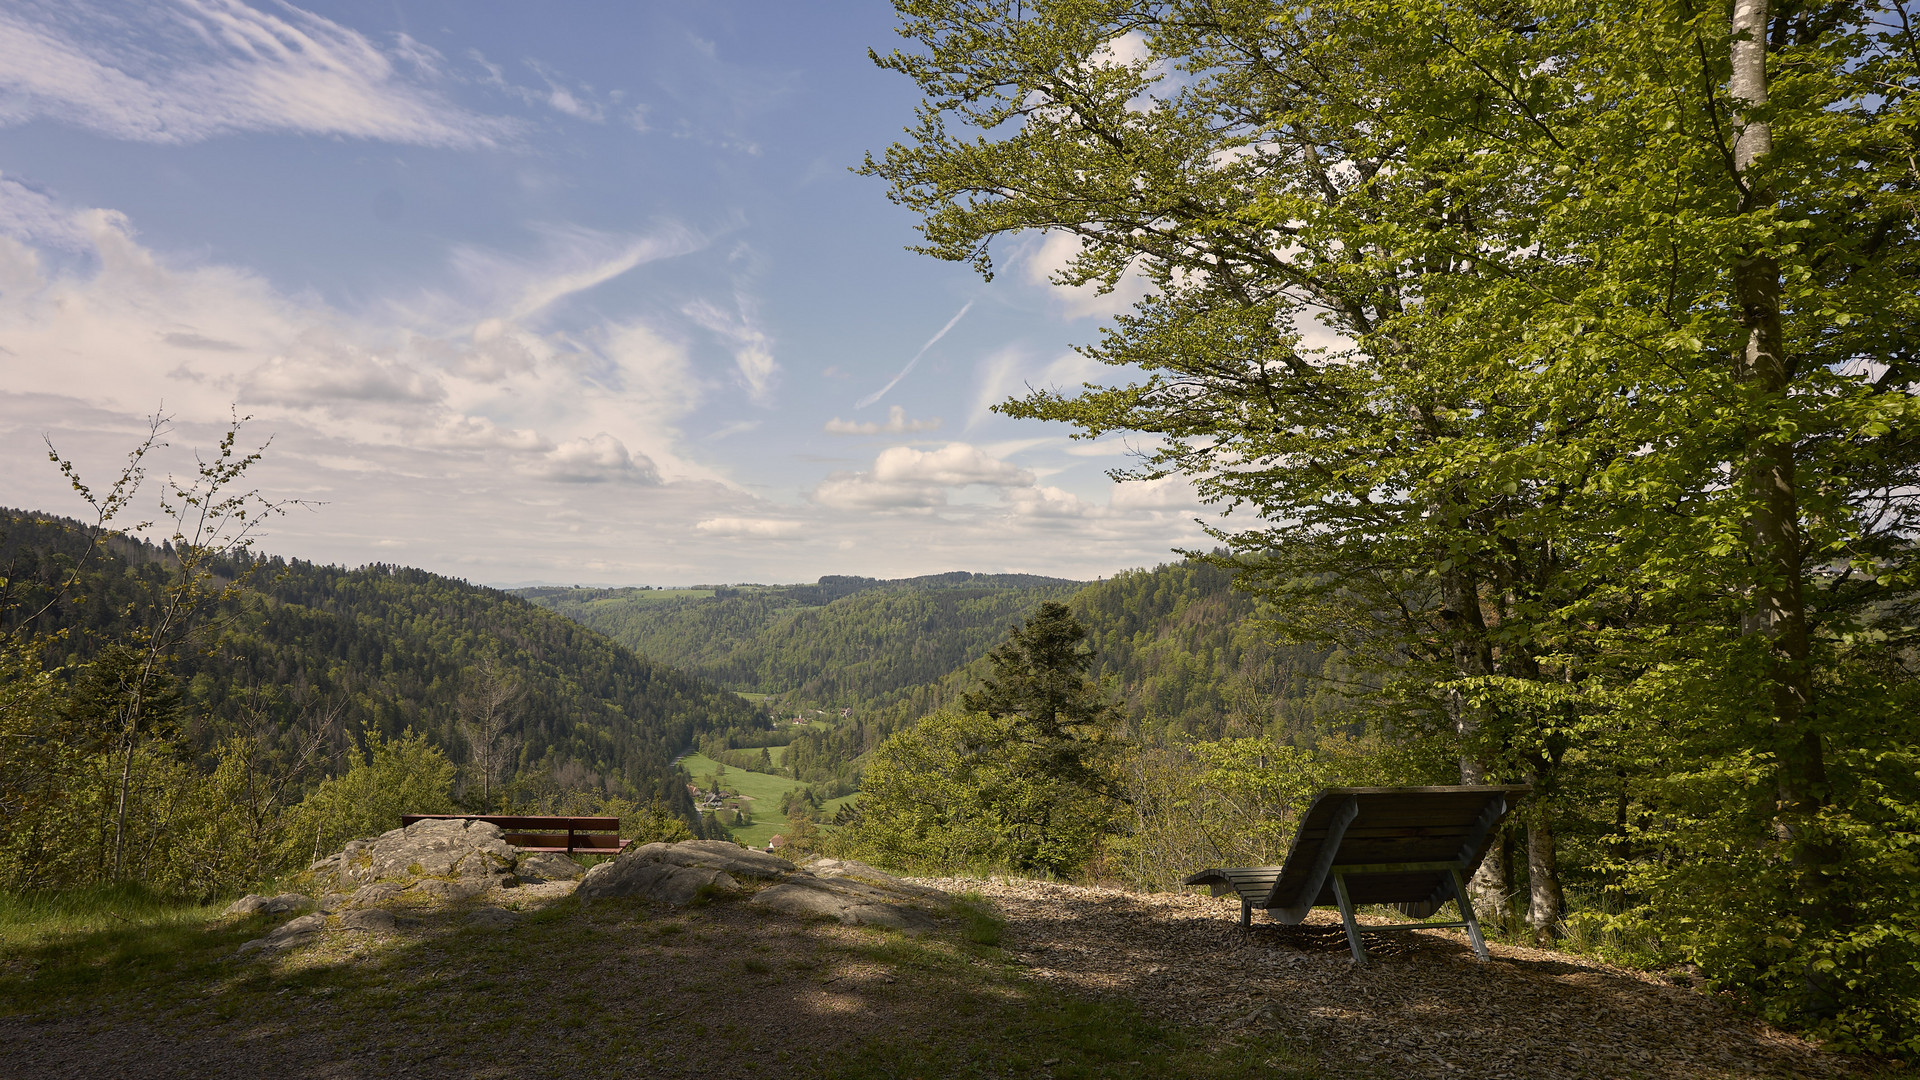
1 507 764 815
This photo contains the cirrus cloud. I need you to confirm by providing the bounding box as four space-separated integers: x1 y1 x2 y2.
0 0 519 147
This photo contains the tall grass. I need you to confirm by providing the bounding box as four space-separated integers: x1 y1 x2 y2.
0 883 225 951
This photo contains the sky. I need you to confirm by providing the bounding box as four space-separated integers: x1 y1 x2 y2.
0 0 1211 586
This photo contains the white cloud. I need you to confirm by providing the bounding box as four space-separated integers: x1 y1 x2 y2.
1062 435 1155 457
970 347 1106 430
872 443 1031 487
695 516 803 539
532 433 660 484
0 174 90 252
0 0 517 147
1018 230 1154 320
242 343 444 407
683 295 777 403
811 443 1033 511
438 222 703 325
411 414 552 452
1007 484 1103 519
824 405 941 436
1110 473 1202 510
0 187 733 501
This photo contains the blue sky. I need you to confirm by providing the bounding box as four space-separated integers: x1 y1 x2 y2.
0 0 1209 585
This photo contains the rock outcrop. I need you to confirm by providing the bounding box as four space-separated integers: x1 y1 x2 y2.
576 841 949 931
514 852 585 883
337 818 519 889
752 859 942 933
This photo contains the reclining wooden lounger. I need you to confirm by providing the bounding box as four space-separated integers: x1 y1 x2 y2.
1185 784 1529 964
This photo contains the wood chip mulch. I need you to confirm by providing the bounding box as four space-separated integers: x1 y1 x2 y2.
912 876 1868 1080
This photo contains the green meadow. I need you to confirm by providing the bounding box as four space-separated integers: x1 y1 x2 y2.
678 752 857 849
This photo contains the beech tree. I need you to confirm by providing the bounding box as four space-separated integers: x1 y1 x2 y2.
867 0 1920 1048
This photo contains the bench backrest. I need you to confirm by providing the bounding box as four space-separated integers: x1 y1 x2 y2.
398 814 627 856
1264 785 1529 922
400 814 619 831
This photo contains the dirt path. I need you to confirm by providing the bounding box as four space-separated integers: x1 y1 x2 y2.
918 876 1858 1080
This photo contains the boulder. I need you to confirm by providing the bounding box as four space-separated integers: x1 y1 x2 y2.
515 852 585 882
338 908 396 932
577 859 739 905
234 912 328 957
606 839 795 879
338 818 518 889
225 893 310 917
750 876 939 934
575 839 792 904
805 858 952 902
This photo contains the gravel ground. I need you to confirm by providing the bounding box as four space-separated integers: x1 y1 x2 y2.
913 876 1866 1080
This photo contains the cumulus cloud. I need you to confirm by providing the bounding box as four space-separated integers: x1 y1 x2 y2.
532 434 661 484
0 184 738 506
0 0 517 147
1006 484 1103 519
694 516 803 538
1110 473 1202 510
811 443 1032 511
1017 230 1154 320
823 405 941 436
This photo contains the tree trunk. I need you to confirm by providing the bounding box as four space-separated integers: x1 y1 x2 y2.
1527 814 1566 940
1728 0 1824 823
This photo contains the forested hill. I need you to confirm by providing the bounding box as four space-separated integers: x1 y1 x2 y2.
0 508 764 809
864 559 1341 740
518 572 1084 707
666 559 1341 796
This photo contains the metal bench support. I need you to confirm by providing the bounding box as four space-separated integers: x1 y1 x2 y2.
1451 868 1491 962
1331 872 1366 963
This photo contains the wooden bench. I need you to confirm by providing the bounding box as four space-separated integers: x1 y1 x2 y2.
1185 784 1529 964
400 814 631 857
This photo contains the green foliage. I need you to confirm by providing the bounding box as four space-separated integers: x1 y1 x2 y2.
864 0 1920 1052
1108 734 1456 890
844 708 1104 875
280 726 455 867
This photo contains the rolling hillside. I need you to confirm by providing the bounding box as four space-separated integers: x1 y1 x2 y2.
0 508 766 813
518 572 1084 709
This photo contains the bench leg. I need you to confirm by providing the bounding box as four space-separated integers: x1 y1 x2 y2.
1331 873 1367 965
1241 899 1252 928
1450 869 1491 962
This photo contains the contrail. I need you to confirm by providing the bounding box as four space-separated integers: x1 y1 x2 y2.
855 300 974 408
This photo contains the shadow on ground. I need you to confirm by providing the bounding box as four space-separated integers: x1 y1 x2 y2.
0 888 1322 1080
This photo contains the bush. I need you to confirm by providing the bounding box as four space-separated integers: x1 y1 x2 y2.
280 726 454 865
